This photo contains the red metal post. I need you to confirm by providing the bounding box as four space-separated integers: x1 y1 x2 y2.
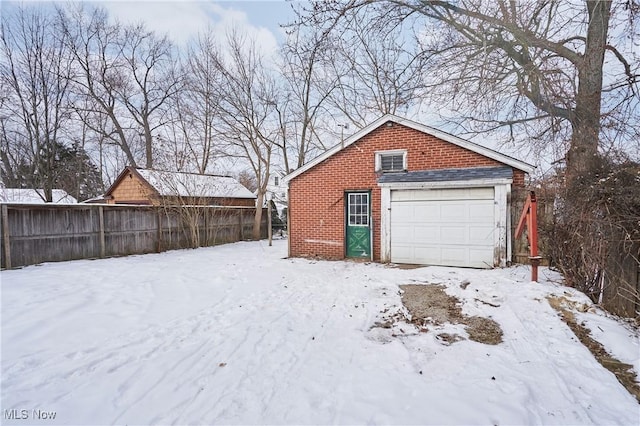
515 191 540 282
528 192 540 282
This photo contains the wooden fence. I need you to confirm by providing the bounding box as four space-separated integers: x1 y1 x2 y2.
603 239 640 317
0 204 267 269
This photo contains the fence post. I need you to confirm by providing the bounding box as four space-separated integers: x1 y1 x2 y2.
238 210 243 240
2 204 11 269
98 206 106 258
267 202 272 246
157 208 162 253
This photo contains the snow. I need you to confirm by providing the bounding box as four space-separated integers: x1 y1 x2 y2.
577 309 640 374
1 240 638 425
0 188 77 204
136 169 256 199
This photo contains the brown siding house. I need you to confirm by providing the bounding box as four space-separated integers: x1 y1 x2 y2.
104 167 256 207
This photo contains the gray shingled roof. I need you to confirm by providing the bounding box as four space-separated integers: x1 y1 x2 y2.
377 166 513 184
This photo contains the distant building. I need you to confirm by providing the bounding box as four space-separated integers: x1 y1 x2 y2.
266 172 288 204
0 188 78 204
265 171 288 215
103 166 256 207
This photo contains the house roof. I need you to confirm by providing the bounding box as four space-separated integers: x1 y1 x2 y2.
283 114 535 182
105 167 256 199
378 166 513 184
0 188 78 204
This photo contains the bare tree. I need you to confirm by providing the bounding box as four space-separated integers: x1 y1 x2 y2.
118 24 181 168
60 4 180 170
326 9 430 128
279 24 341 171
294 0 640 179
162 30 222 174
209 31 277 240
236 169 258 193
152 170 218 249
60 6 138 167
0 6 74 201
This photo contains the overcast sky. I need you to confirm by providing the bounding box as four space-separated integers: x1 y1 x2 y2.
101 1 296 47
10 0 298 52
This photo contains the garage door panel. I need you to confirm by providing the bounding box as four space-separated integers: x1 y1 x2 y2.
472 203 495 219
415 225 439 241
441 247 467 264
414 246 441 262
441 226 466 243
392 205 413 221
414 205 441 219
440 204 466 219
392 245 417 263
391 187 494 202
390 187 496 268
392 225 415 242
469 226 495 244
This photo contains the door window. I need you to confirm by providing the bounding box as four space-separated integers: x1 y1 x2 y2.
348 193 369 226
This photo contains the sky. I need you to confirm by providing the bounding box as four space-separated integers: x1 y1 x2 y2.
98 0 297 48
5 0 298 53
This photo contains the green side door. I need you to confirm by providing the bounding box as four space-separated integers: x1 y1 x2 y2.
345 192 371 258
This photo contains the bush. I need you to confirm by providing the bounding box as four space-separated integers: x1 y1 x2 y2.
546 159 640 318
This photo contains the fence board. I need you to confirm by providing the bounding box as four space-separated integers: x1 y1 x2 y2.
0 204 267 269
603 239 640 317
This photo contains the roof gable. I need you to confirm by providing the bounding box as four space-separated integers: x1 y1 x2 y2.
104 166 157 198
284 114 535 182
105 167 256 199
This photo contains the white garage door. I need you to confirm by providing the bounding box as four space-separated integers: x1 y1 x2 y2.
390 187 495 268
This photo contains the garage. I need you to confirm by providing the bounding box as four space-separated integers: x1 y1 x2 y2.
284 115 534 266
390 187 496 268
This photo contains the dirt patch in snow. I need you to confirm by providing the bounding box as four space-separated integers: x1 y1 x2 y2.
548 296 640 404
399 284 503 345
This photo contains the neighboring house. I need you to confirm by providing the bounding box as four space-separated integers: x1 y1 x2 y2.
104 167 256 207
284 114 535 268
265 171 288 215
0 188 78 204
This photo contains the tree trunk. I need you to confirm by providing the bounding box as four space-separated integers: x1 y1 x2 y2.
144 121 153 169
253 191 264 240
566 0 611 181
109 110 137 168
43 181 53 203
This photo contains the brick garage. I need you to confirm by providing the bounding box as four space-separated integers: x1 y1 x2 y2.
284 115 534 268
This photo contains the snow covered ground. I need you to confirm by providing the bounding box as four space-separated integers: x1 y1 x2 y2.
1 240 638 425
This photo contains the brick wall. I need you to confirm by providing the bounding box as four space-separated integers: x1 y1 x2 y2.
288 122 526 261
513 169 525 187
